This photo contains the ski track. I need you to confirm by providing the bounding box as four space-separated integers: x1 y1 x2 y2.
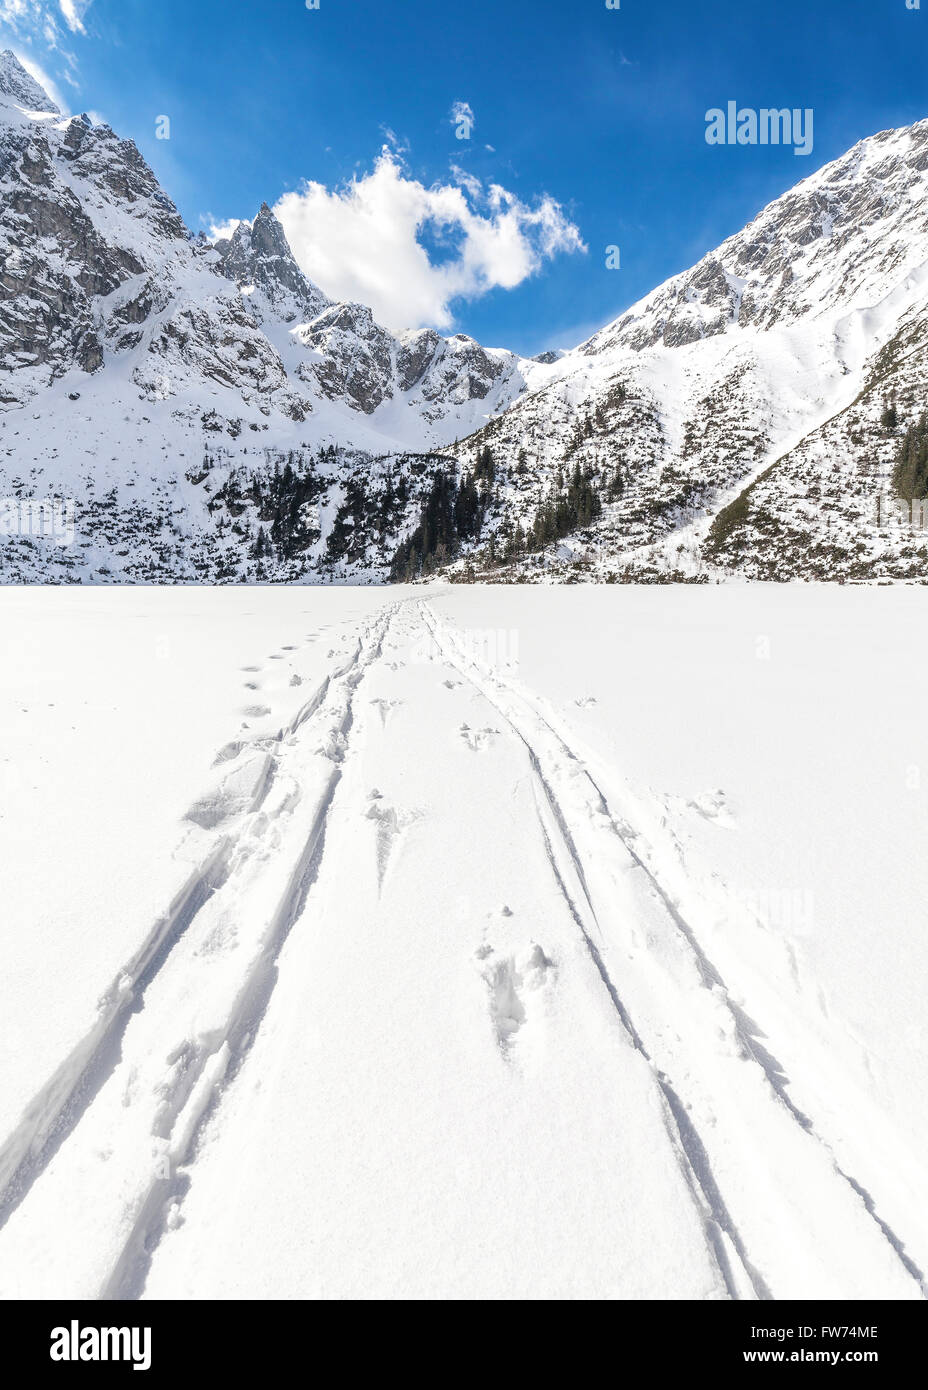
0 594 923 1301
418 600 927 1302
0 603 395 1298
0 835 233 1234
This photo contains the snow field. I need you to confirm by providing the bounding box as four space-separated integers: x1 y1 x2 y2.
0 585 925 1299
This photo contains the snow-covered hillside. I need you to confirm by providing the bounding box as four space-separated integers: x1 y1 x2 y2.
0 586 926 1298
2 46 928 583
445 119 928 582
0 51 547 582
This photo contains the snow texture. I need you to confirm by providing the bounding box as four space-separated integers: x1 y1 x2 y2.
0 586 925 1300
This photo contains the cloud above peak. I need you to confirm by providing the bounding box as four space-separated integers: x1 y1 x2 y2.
273 150 585 333
207 216 246 244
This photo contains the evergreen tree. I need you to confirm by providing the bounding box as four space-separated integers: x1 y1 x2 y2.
892 410 928 503
525 466 604 553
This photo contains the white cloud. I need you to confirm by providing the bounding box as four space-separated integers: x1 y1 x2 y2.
273 149 585 333
0 0 90 53
2 0 53 40
380 125 409 155
450 163 482 201
206 216 246 243
0 0 38 29
58 0 91 33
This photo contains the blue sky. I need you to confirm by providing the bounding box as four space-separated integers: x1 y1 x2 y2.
3 0 928 354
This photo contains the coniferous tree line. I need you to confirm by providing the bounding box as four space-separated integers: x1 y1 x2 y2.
892 410 928 502
392 451 613 579
209 449 329 564
325 472 409 563
204 446 420 570
326 457 460 566
471 461 608 571
390 457 495 580
524 461 603 552
205 438 611 580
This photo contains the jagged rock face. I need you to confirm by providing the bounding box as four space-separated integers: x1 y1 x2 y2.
420 335 511 404
297 301 396 413
0 113 143 388
396 328 442 392
135 295 290 400
61 118 189 242
0 53 193 403
396 329 516 412
0 50 59 114
217 204 330 322
586 122 928 358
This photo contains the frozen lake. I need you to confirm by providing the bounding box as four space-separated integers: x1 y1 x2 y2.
0 584 925 1299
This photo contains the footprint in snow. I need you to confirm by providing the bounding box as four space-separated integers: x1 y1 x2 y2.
370 697 402 728
365 789 418 892
459 723 500 752
478 942 555 1054
688 788 736 828
213 740 245 766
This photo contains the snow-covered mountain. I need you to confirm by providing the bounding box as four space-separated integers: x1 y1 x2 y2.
0 51 541 580
444 117 928 582
1 46 927 583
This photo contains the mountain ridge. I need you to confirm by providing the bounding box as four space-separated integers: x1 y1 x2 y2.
1 49 926 584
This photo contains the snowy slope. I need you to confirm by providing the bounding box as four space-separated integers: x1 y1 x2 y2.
445 119 928 581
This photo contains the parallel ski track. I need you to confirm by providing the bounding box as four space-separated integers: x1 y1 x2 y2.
2 595 922 1302
0 603 396 1298
419 600 926 1301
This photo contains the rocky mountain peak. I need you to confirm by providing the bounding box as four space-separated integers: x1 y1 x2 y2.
0 50 60 115
217 204 330 322
584 120 928 358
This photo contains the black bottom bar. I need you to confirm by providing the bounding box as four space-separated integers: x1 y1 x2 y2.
0 1298 921 1375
